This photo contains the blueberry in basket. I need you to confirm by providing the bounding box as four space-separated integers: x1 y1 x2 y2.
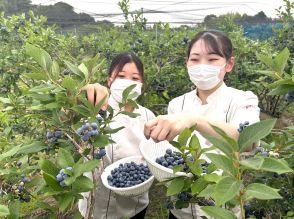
107 161 152 188
155 149 209 173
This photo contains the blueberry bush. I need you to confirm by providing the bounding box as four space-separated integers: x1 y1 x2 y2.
0 43 139 218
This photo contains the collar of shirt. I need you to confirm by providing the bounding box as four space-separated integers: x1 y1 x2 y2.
194 83 228 105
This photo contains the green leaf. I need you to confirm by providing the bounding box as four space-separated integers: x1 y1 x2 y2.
203 173 223 183
71 105 91 117
273 47 290 73
198 184 216 198
92 134 110 148
240 157 264 170
244 183 282 200
172 165 184 173
64 60 84 79
238 119 276 152
120 111 140 118
29 84 58 93
72 176 94 193
269 84 294 95
126 99 139 109
0 145 21 162
191 178 208 195
189 134 201 153
58 193 75 212
8 201 20 219
39 160 59 177
0 97 11 104
203 134 234 157
205 153 236 176
78 63 89 81
35 201 56 212
58 148 75 168
84 53 100 73
175 200 189 209
74 159 100 176
62 76 77 91
201 206 237 219
17 141 47 155
122 84 136 103
103 126 124 134
260 157 293 174
43 172 63 192
256 70 276 78
92 95 107 115
256 53 273 69
0 204 10 217
178 128 192 146
214 176 240 206
23 72 48 80
268 78 293 88
210 125 239 151
51 60 60 81
25 43 52 72
166 177 185 196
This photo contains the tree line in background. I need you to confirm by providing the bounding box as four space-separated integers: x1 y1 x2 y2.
0 0 289 40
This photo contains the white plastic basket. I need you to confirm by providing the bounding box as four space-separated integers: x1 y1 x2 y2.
139 139 192 182
101 156 154 197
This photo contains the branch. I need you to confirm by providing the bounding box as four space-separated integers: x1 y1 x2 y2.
64 133 89 161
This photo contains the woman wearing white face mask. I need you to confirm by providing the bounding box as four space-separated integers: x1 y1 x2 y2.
144 31 260 219
79 52 155 219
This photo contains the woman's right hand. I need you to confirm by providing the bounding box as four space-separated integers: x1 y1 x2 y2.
82 83 109 110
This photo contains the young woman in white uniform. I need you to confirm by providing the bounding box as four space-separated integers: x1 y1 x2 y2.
144 30 260 219
79 52 155 219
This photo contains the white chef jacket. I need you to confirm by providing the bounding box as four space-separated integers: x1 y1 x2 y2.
79 95 155 219
168 83 260 219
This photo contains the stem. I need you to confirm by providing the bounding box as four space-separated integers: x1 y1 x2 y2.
239 196 245 219
64 133 89 161
236 152 246 219
84 143 100 218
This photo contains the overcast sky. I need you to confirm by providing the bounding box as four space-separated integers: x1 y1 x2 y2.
31 0 287 25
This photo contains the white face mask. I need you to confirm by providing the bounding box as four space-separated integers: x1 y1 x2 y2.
187 64 226 90
110 78 142 103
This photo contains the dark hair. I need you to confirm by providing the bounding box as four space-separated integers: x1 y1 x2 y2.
187 30 233 60
108 52 144 81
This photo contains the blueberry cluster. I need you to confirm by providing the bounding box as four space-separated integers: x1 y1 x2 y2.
107 162 152 188
76 122 99 141
56 167 73 187
156 149 209 173
237 121 250 133
198 198 215 206
177 192 192 201
63 68 71 75
286 91 294 103
200 161 209 174
155 149 185 169
165 198 174 210
46 130 62 144
94 148 106 160
244 202 266 219
96 110 106 122
253 146 270 157
8 174 31 202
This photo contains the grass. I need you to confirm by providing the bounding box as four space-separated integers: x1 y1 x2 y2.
145 182 169 219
